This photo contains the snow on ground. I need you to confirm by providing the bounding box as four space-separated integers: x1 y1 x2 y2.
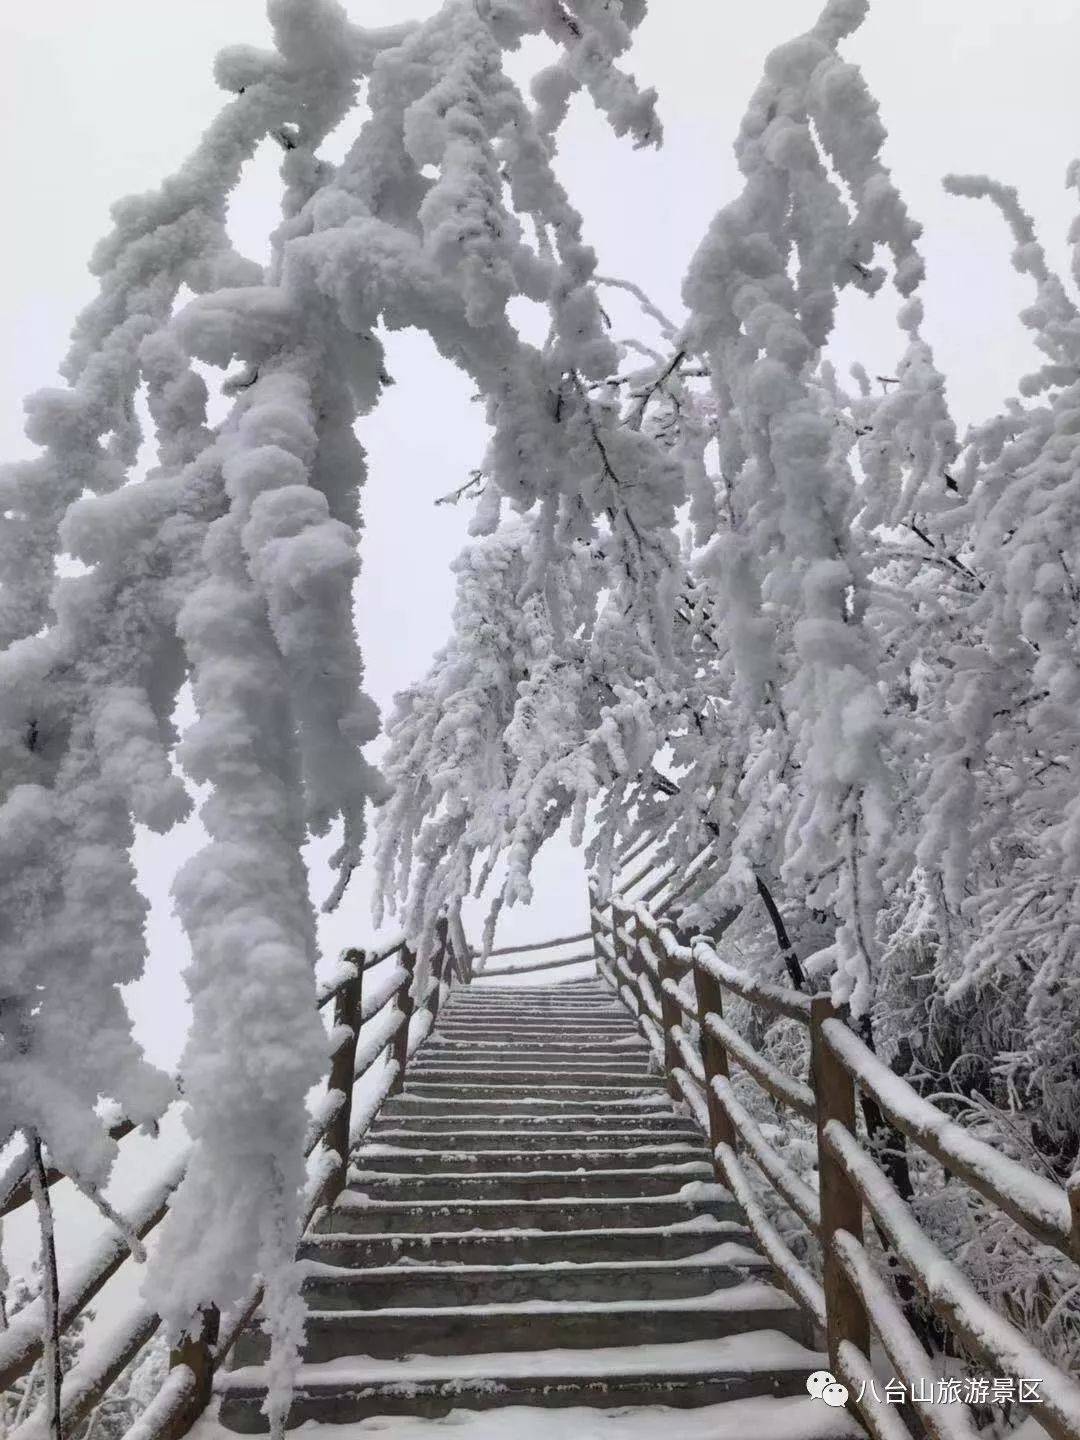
194 1394 860 1440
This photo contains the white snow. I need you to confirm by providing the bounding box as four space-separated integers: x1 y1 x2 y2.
221 1330 825 1390
195 1393 860 1440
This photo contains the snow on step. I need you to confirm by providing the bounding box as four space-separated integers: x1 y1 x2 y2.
351 1141 706 1172
300 1215 752 1268
200 1393 860 1440
216 1334 840 1431
312 1192 741 1236
367 1125 703 1150
217 978 826 1432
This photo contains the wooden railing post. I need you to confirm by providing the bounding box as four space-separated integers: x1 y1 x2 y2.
587 881 604 976
427 919 450 1023
613 904 638 994
1069 1172 1080 1264
612 903 628 973
691 943 738 1155
655 938 683 1101
810 997 870 1371
167 1305 219 1438
324 950 363 1204
389 946 418 1095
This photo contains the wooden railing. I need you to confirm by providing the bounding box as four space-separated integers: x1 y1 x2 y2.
9 856 1079 1440
471 930 596 981
0 925 458 1440
589 874 1080 1440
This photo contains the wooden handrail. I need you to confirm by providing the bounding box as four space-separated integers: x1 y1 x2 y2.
2 1116 138 1218
589 879 1080 1440
615 823 669 870
702 1012 816 1122
616 852 671 899
825 1120 1080 1440
716 1138 826 1329
315 937 406 1009
692 939 811 1023
0 1157 187 1393
323 953 364 1205
811 996 870 1374
830 1231 979 1440
639 844 715 908
389 943 419 1097
648 845 719 915
712 1077 820 1235
482 930 592 958
476 950 595 978
821 1016 1073 1257
2 932 438 1440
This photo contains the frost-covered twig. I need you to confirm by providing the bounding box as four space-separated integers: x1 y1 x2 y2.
26 1137 61 1440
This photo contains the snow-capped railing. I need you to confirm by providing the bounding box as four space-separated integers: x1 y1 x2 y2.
471 930 596 980
589 879 1080 1440
0 927 457 1440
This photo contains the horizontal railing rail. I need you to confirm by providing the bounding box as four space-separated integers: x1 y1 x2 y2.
477 949 595 979
483 930 592 958
589 869 1080 1440
470 929 597 982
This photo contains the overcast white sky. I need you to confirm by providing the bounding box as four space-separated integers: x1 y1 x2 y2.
3 1 1080 1070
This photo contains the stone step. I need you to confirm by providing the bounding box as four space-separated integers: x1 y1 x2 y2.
446 981 608 992
300 1216 754 1268
400 1080 664 1101
232 1279 807 1365
423 1033 643 1048
420 1042 642 1054
442 986 610 999
379 1093 673 1118
421 1040 651 1060
440 1004 624 1019
352 1143 707 1174
370 1108 694 1133
411 1058 655 1077
313 1192 739 1235
420 1049 651 1068
445 983 608 995
366 1125 703 1150
439 1004 629 1012
403 1068 659 1089
434 1019 639 1031
412 1048 653 1065
427 1033 642 1049
443 996 622 1008
214 973 834 1436
302 1248 767 1309
218 1335 839 1432
412 1052 652 1072
346 1162 714 1202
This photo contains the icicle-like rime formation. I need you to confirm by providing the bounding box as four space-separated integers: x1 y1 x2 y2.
0 0 663 1418
679 0 924 1017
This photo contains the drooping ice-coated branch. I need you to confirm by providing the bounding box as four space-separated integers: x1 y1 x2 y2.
377 0 1080 1156
679 0 926 1014
378 0 930 996
0 0 662 1423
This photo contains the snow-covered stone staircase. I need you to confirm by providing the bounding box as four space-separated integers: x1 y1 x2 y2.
217 980 857 1437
